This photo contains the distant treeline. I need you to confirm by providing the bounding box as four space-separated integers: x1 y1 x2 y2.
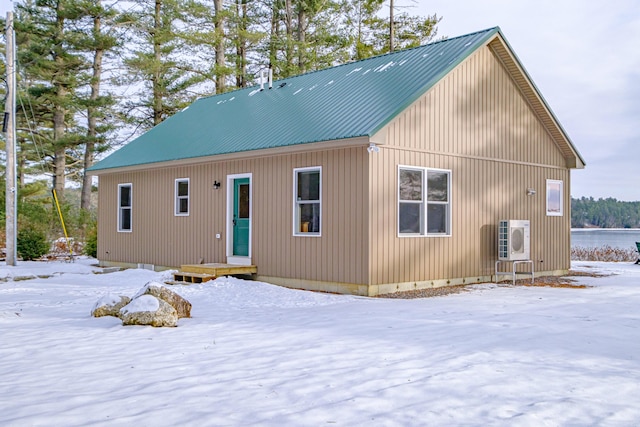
571 197 640 228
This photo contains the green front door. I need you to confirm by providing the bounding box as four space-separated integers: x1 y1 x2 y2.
233 178 250 257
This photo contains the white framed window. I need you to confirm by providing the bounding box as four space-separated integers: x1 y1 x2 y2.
175 178 190 216
293 166 321 236
546 179 563 216
118 183 132 232
398 166 451 236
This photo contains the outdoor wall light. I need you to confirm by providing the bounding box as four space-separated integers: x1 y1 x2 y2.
213 181 221 190
367 143 380 154
526 188 536 196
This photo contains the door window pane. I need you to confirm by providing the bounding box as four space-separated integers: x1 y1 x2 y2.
239 183 250 218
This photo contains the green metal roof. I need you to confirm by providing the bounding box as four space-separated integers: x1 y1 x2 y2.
90 27 501 172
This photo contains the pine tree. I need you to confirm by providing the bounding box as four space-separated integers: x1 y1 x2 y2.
229 0 265 89
119 0 203 130
263 0 348 79
75 0 118 210
14 0 91 201
344 0 440 61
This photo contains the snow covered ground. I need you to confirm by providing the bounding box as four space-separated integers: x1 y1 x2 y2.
1 259 639 426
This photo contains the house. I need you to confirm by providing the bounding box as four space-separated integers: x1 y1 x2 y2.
88 27 585 296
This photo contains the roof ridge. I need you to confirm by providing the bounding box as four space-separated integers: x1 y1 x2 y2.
282 26 499 79
197 27 500 102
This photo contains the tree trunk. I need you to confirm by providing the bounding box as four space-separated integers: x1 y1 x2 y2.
81 13 104 211
356 0 363 60
284 0 293 76
389 0 394 52
214 0 226 93
52 6 66 201
297 7 306 73
269 0 279 68
52 131 66 200
152 0 163 125
234 0 247 88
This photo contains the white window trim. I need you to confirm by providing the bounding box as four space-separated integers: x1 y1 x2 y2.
546 179 564 216
293 166 322 237
398 165 452 238
117 183 132 233
174 178 190 216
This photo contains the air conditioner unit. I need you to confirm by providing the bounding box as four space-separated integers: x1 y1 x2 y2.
498 220 530 261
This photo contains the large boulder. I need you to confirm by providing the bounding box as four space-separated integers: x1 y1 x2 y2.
91 294 131 318
120 295 178 327
137 281 192 318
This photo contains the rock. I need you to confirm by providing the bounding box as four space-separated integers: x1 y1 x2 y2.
137 281 192 318
92 294 131 318
120 295 178 327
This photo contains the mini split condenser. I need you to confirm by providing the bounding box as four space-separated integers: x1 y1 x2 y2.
498 220 530 261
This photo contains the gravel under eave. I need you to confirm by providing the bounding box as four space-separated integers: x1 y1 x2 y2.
377 270 608 299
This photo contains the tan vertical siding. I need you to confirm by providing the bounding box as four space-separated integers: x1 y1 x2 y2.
97 147 369 286
368 151 570 286
368 45 572 287
385 46 567 168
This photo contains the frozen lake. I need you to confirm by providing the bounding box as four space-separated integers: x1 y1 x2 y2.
571 228 640 249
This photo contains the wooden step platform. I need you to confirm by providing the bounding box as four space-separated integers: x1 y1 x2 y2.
170 263 257 284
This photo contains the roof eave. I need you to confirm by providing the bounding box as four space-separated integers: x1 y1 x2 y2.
88 135 372 175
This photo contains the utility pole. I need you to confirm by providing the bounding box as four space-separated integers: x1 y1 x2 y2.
389 0 394 52
4 12 17 266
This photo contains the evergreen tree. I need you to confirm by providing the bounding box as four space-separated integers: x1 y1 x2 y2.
263 0 348 79
120 0 228 129
571 197 640 228
118 0 205 130
344 0 440 60
14 0 91 201
75 0 118 210
229 0 265 89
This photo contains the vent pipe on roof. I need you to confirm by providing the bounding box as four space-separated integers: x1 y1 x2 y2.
259 69 267 91
258 66 274 91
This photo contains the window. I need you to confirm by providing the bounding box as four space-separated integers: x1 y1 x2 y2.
398 166 451 236
118 183 132 232
546 179 563 216
175 178 190 216
294 167 321 236
398 168 423 234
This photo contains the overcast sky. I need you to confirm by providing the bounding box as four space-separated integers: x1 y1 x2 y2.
404 0 640 201
2 0 638 201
